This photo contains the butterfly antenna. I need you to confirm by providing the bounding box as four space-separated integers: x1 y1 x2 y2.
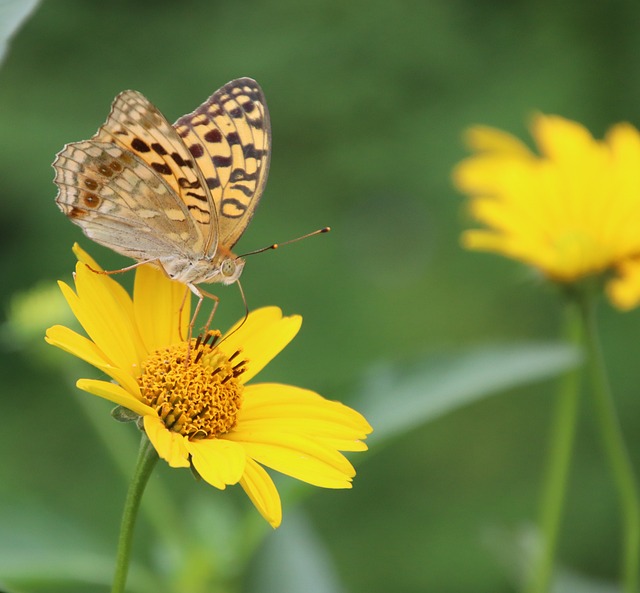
217 227 329 348
232 279 250 335
216 280 250 348
238 226 330 258
237 278 250 322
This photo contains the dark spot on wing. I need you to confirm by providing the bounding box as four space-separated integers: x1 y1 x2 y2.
204 129 222 143
151 142 167 155
151 162 172 175
230 168 257 182
189 143 204 157
83 193 101 208
131 138 150 152
231 184 253 197
221 197 248 218
97 164 113 177
213 155 233 167
186 191 208 202
187 203 209 215
242 144 264 159
171 152 192 167
68 206 87 219
178 177 201 189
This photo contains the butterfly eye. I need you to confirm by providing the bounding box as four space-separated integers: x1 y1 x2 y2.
218 257 245 285
221 259 238 278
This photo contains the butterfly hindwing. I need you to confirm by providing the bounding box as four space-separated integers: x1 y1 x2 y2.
174 77 271 253
54 140 202 261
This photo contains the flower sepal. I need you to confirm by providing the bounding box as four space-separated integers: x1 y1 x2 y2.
111 405 141 423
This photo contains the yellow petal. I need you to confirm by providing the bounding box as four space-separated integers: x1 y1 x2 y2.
607 259 640 310
58 265 144 374
46 324 111 368
464 125 532 157
76 378 153 418
72 244 141 324
133 264 191 352
218 307 302 383
72 243 103 270
239 458 282 528
186 438 246 489
225 430 356 488
45 325 142 397
143 415 190 468
531 114 598 163
240 384 372 442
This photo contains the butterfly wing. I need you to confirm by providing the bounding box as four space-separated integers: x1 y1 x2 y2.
173 78 271 256
92 90 217 255
53 139 204 263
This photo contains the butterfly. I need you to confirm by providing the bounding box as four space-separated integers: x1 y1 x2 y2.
53 77 271 315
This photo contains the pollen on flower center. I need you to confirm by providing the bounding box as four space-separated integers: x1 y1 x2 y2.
138 331 246 439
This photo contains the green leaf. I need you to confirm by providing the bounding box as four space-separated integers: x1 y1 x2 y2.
0 0 40 65
354 341 582 446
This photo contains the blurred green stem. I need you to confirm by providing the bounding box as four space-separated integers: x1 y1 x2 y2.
111 434 158 593
67 367 189 549
527 301 582 593
580 292 640 593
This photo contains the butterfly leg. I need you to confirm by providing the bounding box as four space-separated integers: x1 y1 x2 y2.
86 259 157 276
176 286 192 342
196 286 221 335
186 284 219 348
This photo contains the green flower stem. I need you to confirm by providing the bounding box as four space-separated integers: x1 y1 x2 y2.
527 301 582 593
580 293 640 593
66 366 188 549
111 434 159 593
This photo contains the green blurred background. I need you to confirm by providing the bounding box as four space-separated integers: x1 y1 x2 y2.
2 1 640 591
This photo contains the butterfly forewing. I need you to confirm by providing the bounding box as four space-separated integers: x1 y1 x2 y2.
93 90 216 254
174 77 271 252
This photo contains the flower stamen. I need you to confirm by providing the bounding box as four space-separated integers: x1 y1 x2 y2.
138 331 245 439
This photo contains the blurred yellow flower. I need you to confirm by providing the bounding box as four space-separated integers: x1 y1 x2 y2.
453 115 640 309
45 246 371 527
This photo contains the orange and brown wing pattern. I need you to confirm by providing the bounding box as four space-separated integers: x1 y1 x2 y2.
174 77 271 253
53 139 201 261
94 90 215 253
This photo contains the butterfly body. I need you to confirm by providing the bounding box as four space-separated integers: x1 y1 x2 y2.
159 248 244 286
53 78 270 294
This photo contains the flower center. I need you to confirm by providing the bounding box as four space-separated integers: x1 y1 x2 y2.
138 331 246 439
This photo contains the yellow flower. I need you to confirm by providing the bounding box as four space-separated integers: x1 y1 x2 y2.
453 115 640 309
45 246 371 527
